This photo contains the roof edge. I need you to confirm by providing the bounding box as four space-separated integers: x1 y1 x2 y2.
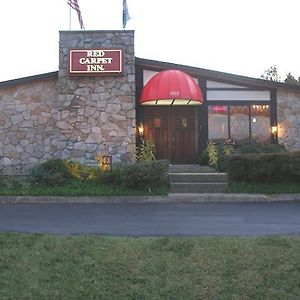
0 71 58 89
135 57 300 91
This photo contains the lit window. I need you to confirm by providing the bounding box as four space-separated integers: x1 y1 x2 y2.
208 105 228 140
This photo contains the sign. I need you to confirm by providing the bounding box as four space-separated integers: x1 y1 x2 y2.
69 49 123 75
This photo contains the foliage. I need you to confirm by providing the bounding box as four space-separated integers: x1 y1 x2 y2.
229 180 300 194
200 139 236 170
227 152 300 183
121 160 169 190
285 72 300 86
30 159 73 186
261 65 280 82
207 141 219 170
136 139 156 161
261 65 300 85
94 164 123 185
1 233 300 299
67 161 98 180
236 143 287 154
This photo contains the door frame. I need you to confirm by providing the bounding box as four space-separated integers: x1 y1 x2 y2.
140 106 200 163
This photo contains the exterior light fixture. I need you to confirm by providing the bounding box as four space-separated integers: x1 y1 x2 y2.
137 122 144 137
271 126 278 135
271 125 278 141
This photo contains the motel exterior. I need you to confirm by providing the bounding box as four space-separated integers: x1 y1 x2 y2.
1 30 300 175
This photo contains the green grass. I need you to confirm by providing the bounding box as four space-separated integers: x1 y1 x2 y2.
0 180 168 196
229 181 300 194
1 233 300 299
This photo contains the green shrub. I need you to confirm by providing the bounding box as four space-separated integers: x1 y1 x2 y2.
228 152 300 183
121 160 169 190
94 165 123 185
207 142 219 170
67 161 98 181
30 159 73 186
136 139 156 161
237 143 287 154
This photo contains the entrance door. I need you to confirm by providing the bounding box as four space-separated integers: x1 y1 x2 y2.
142 107 199 163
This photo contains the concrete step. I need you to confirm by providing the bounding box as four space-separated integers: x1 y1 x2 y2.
169 165 215 173
170 182 228 193
169 172 228 183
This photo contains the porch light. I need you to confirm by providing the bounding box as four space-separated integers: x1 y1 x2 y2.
271 125 278 135
137 122 144 137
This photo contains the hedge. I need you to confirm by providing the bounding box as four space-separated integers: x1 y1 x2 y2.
121 160 169 189
228 152 300 183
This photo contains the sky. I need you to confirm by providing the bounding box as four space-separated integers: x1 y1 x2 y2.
0 0 299 82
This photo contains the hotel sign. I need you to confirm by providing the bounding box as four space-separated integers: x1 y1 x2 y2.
69 49 123 75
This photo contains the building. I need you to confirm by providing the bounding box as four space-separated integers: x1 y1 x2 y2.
1 30 300 175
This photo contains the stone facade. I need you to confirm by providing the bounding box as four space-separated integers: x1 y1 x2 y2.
57 30 136 165
0 79 58 175
0 30 136 175
277 89 300 151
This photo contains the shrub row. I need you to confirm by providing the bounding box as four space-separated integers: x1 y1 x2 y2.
228 152 300 183
30 159 169 190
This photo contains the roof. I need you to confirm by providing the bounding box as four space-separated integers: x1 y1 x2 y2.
0 71 58 89
136 57 300 91
0 58 299 92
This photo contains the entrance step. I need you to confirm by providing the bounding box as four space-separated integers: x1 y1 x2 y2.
168 165 228 193
169 164 216 173
170 182 228 193
169 173 228 183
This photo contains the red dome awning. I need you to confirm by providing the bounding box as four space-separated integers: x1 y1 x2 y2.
140 69 204 105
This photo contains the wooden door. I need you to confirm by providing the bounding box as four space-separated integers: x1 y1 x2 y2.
142 107 199 163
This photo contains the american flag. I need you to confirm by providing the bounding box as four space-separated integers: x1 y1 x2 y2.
68 0 85 29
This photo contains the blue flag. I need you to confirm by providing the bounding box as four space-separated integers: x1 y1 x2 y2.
122 0 131 29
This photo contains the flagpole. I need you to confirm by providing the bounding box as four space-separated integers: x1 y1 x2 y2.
69 6 72 30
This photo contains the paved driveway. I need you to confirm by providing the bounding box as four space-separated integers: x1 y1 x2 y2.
1 202 300 236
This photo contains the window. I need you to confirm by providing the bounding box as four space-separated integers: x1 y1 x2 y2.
230 106 250 143
208 105 271 144
208 105 228 140
251 105 270 143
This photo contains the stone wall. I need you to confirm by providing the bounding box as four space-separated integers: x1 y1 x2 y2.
277 89 300 151
57 30 136 165
0 30 136 175
0 79 59 175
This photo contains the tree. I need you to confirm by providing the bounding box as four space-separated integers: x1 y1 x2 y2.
285 72 300 86
261 65 281 82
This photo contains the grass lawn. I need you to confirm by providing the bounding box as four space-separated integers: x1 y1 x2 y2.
1 233 300 299
229 181 300 194
0 180 168 197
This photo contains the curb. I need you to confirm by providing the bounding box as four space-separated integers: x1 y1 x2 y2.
1 194 300 204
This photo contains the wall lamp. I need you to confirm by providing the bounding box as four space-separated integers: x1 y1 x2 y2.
271 125 278 140
137 122 144 137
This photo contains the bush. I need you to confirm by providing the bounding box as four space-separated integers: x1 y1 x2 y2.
94 164 123 185
136 139 156 161
67 161 98 181
228 152 300 183
237 143 287 154
30 159 73 186
121 160 169 190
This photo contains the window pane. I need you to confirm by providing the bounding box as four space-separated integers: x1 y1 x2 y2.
208 105 228 140
251 105 271 143
230 106 249 143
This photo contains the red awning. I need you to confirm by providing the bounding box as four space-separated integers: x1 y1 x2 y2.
140 69 204 105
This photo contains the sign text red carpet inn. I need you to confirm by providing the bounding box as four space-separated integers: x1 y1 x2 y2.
69 49 123 75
